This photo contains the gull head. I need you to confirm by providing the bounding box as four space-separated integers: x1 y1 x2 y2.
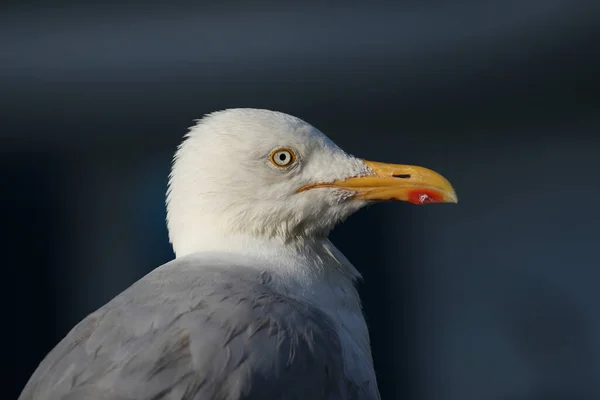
167 108 457 257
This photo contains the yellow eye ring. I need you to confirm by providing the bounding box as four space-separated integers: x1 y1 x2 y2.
269 148 296 168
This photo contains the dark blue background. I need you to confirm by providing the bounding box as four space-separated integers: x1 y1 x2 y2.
4 1 600 398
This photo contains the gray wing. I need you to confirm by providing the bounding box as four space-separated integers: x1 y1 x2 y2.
19 255 354 400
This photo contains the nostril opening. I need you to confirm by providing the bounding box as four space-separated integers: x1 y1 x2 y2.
393 174 411 179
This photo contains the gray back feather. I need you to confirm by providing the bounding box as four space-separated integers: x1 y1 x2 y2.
19 255 359 400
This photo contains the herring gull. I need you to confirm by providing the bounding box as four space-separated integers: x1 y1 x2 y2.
20 108 457 400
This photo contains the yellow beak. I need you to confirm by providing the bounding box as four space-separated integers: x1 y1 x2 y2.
298 160 458 205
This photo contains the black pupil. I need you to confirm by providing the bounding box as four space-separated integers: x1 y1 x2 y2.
279 153 287 162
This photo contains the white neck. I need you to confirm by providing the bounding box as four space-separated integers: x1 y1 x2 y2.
175 232 361 288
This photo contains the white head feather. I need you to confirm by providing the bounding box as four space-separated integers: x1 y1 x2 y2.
166 108 371 257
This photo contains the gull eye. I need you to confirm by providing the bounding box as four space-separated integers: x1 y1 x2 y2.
270 148 296 168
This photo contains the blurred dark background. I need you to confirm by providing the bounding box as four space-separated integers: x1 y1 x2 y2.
4 1 600 399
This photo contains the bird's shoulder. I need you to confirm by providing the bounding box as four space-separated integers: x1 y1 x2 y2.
20 255 350 400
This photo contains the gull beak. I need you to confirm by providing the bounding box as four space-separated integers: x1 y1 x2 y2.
299 160 458 205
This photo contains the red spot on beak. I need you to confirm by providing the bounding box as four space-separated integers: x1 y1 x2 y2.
407 189 444 205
